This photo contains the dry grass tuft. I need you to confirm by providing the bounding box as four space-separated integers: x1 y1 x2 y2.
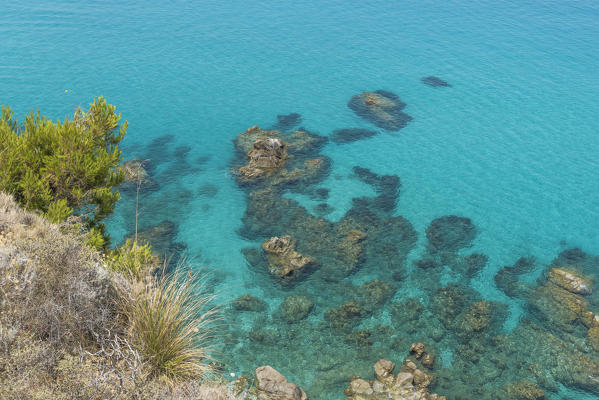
121 262 220 381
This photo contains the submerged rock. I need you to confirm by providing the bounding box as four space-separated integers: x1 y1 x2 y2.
279 295 313 322
587 326 599 351
528 282 587 329
120 158 158 191
232 294 268 312
261 236 316 284
325 301 366 331
426 215 476 252
331 128 377 144
255 365 307 400
547 267 592 295
275 112 302 130
495 257 536 298
421 76 452 88
456 301 493 334
504 381 545 400
348 90 413 131
198 183 219 198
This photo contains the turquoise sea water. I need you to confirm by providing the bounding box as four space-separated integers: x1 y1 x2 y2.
2 1 599 398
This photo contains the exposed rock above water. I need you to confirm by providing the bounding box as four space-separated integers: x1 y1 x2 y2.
262 236 317 284
344 353 446 400
239 136 288 179
547 267 592 295
348 90 413 131
255 365 307 400
232 126 330 188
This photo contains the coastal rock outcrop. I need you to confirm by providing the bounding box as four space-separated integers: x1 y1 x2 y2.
261 236 316 284
255 366 307 400
239 136 288 179
547 267 592 295
348 90 413 131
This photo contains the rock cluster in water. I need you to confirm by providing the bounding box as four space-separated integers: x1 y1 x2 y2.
219 115 599 400
345 345 446 400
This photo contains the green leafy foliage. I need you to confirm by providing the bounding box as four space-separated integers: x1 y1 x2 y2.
0 97 126 246
107 239 159 279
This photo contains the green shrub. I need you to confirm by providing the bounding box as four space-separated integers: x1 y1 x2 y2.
121 266 219 381
0 97 126 246
107 239 159 279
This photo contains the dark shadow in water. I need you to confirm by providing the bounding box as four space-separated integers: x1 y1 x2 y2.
421 76 452 87
331 128 378 144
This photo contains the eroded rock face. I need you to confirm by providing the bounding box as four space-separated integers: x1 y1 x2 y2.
255 366 307 400
239 137 288 179
262 236 316 283
547 268 592 295
348 90 413 131
233 126 330 187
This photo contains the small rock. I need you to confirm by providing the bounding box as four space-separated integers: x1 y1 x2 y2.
374 359 395 382
410 342 426 358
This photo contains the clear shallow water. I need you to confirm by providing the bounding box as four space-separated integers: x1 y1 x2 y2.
2 1 599 399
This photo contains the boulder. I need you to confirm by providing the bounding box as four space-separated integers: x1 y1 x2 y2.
255 366 307 400
261 236 316 283
547 268 592 295
239 137 288 179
